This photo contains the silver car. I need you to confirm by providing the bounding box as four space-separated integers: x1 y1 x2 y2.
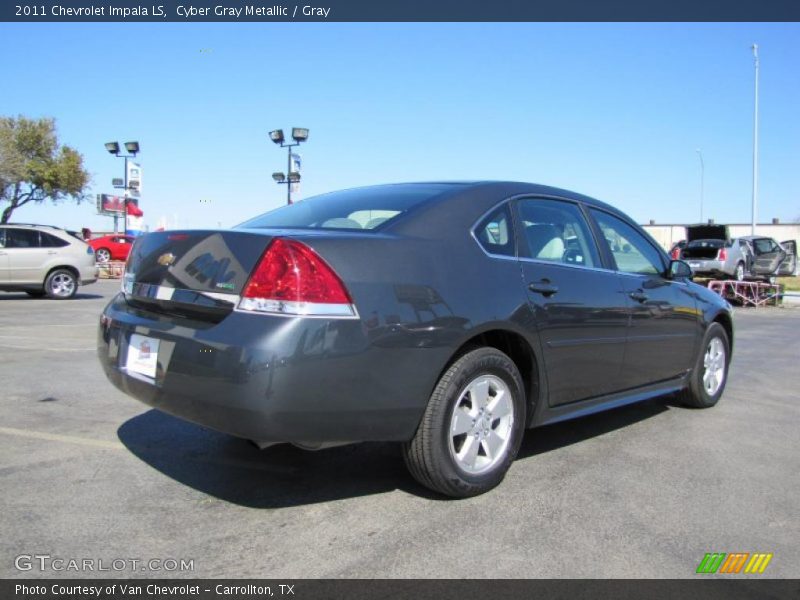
0 224 98 299
677 225 796 281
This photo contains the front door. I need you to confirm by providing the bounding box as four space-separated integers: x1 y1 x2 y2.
515 198 629 406
751 238 786 277
588 209 699 389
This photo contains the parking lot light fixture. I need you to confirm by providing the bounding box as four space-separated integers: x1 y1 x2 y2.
269 129 285 144
292 128 309 142
104 139 140 234
269 127 309 205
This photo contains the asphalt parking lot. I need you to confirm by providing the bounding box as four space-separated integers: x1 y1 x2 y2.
1 280 798 579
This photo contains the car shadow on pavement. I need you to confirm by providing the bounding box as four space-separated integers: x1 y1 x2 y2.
118 399 672 507
0 292 105 300
517 397 669 460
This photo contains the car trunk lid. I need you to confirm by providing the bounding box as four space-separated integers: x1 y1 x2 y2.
123 230 273 320
686 224 729 243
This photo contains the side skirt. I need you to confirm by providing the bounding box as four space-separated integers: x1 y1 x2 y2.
531 375 688 428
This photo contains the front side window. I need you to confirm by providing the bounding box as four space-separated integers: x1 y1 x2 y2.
753 238 777 255
591 210 665 275
474 204 514 257
516 198 599 268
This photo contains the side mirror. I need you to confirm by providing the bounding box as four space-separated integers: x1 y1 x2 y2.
668 259 693 280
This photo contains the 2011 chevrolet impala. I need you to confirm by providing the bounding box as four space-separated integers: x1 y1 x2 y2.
98 182 734 497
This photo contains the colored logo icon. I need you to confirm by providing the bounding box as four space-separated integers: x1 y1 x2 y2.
696 552 773 574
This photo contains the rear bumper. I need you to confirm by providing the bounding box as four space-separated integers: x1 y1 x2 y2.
97 293 441 443
80 264 99 285
685 259 729 277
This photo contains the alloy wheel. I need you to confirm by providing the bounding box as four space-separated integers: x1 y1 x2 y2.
702 337 726 396
49 273 76 298
448 374 514 475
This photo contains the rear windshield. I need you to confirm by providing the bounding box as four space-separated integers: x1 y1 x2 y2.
238 184 454 231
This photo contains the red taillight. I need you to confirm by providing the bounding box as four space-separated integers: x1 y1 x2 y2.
717 248 728 261
239 239 355 317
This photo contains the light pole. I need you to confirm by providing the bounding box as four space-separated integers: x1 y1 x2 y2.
695 148 705 223
268 128 308 204
105 141 140 233
751 44 760 235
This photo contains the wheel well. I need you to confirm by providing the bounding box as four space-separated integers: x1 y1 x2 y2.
714 312 734 352
45 265 79 285
446 329 540 414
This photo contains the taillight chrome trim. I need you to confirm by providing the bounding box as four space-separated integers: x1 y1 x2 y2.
124 282 240 306
236 297 359 319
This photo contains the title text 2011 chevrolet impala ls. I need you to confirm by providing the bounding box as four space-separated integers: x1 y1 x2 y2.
98 182 733 497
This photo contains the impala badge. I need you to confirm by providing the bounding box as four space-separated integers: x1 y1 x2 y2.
157 253 176 267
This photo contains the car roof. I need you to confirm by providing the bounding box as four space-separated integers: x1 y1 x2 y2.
2 222 67 231
378 180 622 212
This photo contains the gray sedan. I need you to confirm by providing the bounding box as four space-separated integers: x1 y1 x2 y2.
98 182 733 497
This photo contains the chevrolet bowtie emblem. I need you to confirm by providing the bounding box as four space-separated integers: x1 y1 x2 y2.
157 253 176 267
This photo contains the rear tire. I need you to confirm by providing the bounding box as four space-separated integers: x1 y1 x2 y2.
677 322 730 409
734 262 745 281
95 248 111 263
44 269 77 299
403 347 526 498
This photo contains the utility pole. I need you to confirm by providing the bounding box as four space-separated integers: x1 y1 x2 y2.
696 149 705 223
751 44 759 235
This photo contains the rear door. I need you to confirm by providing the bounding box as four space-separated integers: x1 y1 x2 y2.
5 228 49 284
751 238 785 276
588 209 699 389
778 240 796 276
0 229 8 282
515 198 630 406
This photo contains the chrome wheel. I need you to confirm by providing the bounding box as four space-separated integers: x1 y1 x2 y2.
735 263 744 281
96 248 111 263
49 273 76 298
702 337 726 396
448 374 514 475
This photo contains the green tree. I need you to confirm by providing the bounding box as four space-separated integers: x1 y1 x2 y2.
0 116 90 223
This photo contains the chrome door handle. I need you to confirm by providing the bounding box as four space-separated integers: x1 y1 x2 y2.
528 280 559 297
629 290 649 303
47 250 58 255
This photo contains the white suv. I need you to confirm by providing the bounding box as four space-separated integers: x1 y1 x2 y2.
0 224 98 299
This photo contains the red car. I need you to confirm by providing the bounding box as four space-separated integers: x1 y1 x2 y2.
88 234 135 263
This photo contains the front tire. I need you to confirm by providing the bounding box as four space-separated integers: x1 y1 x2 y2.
678 322 730 408
45 269 78 299
403 347 526 498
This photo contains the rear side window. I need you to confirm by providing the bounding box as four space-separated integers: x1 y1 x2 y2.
475 205 514 257
4 228 40 248
237 184 455 231
517 198 599 268
40 232 69 247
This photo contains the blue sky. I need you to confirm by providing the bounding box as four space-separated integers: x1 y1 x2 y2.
1 22 798 232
